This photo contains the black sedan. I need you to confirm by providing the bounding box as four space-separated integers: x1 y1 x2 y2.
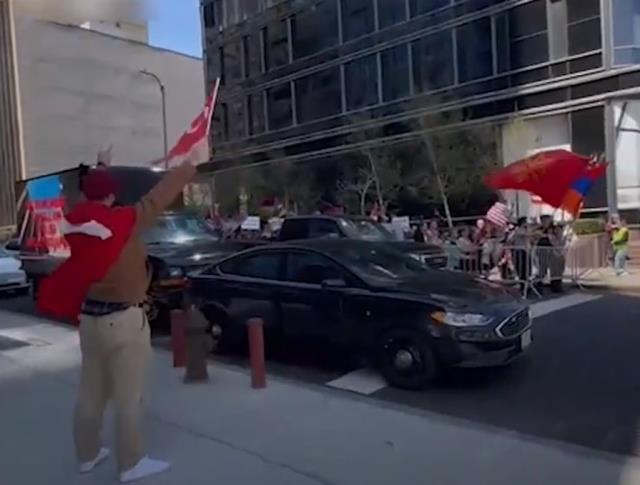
188 240 532 389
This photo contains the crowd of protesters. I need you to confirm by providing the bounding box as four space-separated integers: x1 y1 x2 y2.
412 215 572 293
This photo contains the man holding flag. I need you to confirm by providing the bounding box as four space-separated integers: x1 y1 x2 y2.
37 80 220 482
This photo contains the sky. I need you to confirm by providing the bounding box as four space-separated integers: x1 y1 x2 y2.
148 0 202 57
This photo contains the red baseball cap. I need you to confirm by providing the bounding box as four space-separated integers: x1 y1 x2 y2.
81 169 119 201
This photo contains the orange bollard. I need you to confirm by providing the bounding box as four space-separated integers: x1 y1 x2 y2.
171 309 187 368
247 318 266 389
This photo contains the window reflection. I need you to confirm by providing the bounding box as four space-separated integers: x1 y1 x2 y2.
495 0 548 72
247 93 266 136
613 0 640 65
222 41 243 84
341 0 375 41
227 98 245 140
295 68 342 123
409 0 449 17
243 34 262 78
264 19 290 70
292 0 339 59
267 82 293 130
345 55 379 110
456 18 493 82
412 30 454 92
381 45 410 102
378 0 407 29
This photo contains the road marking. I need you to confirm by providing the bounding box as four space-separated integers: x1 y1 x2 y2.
327 292 604 395
530 293 602 319
326 368 387 395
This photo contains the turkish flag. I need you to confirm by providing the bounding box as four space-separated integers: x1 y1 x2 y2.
154 78 220 167
484 150 592 209
37 202 137 322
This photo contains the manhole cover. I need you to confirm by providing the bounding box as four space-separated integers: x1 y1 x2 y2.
0 335 30 351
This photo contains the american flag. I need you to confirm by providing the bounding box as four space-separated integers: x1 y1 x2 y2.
486 202 510 228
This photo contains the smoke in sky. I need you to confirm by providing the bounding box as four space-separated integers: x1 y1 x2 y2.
14 0 157 24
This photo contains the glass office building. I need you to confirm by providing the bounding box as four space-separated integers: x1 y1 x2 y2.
201 0 640 216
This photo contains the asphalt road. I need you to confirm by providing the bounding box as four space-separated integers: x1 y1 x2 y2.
2 291 639 458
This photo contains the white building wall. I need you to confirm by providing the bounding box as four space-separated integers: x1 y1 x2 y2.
14 16 205 177
614 100 640 210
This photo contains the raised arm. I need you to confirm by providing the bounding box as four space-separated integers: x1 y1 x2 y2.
134 161 197 231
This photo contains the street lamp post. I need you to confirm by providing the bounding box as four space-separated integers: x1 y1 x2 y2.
140 69 168 168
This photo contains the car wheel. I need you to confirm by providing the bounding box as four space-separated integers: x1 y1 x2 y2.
377 328 439 390
203 307 243 354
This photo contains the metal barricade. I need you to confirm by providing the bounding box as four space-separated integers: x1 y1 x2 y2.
445 234 610 298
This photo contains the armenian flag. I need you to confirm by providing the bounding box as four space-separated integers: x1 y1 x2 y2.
560 163 608 216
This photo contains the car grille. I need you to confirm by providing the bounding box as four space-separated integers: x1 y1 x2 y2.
496 310 530 338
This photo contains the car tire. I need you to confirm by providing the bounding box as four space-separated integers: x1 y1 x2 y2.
203 307 243 354
377 328 439 390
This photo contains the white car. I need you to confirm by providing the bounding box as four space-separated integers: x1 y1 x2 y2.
0 247 29 295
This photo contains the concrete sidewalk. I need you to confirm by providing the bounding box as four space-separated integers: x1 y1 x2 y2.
579 268 640 293
2 311 640 485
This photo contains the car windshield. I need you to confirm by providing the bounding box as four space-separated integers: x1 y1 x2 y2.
142 215 217 244
340 218 396 241
326 243 431 281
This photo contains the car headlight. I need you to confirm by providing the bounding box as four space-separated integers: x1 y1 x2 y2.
408 253 422 262
431 311 494 327
168 267 184 278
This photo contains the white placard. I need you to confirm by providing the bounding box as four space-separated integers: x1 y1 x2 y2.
241 216 261 231
391 216 410 230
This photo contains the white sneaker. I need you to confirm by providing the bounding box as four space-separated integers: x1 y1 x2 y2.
120 457 170 483
79 447 110 473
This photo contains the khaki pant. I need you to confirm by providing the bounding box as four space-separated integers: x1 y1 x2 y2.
74 307 151 472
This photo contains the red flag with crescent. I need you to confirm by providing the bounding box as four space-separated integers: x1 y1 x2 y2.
152 78 220 167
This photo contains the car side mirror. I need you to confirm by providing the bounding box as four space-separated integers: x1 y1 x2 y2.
5 241 19 251
321 278 347 289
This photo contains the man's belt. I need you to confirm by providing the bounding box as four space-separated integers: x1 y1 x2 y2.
81 299 142 316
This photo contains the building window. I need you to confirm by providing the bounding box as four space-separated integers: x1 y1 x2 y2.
495 0 549 72
295 67 342 123
264 18 290 70
292 0 339 59
203 0 223 28
240 0 261 19
345 55 379 110
567 0 601 56
341 0 375 42
212 106 226 143
267 82 293 130
456 18 493 82
222 41 243 84
412 30 454 93
243 34 262 78
381 45 410 101
410 0 449 17
378 0 407 28
612 0 640 65
227 98 245 140
247 93 266 136
208 47 223 82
